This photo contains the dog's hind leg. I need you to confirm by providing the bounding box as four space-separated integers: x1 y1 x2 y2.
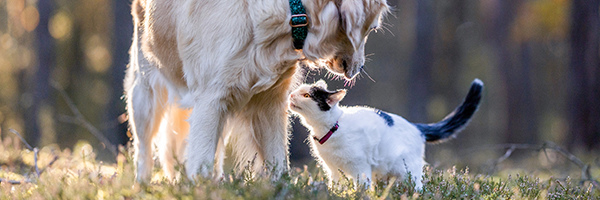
157 105 190 181
126 74 168 182
185 97 227 180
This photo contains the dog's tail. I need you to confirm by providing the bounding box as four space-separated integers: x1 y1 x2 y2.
413 79 483 143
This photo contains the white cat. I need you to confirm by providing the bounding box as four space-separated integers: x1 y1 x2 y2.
289 79 483 189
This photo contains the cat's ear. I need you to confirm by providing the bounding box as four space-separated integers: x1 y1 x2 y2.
315 80 328 89
327 89 346 106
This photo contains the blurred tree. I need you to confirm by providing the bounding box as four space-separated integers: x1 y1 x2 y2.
24 0 55 146
53 8 82 149
568 0 600 151
490 0 538 144
69 0 114 156
434 0 465 91
62 24 84 148
408 0 435 122
103 0 133 147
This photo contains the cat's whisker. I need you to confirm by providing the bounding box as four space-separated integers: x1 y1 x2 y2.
381 22 395 36
361 67 376 83
365 54 374 63
303 69 313 83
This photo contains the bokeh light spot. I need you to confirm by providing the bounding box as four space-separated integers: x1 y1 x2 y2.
6 0 25 16
20 6 39 32
49 11 73 39
1 34 15 50
19 47 32 68
85 35 112 73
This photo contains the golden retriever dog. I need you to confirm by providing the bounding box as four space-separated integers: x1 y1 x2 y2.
124 0 389 182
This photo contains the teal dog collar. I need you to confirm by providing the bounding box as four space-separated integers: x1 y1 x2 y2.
289 0 309 49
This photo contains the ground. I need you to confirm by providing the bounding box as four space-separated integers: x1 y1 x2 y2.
0 139 598 199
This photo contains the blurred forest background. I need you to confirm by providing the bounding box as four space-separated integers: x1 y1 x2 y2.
0 0 598 174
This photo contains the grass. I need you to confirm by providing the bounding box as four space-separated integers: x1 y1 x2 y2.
0 140 598 199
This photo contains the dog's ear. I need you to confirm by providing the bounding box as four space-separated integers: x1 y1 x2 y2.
327 89 346 106
340 0 364 51
303 1 339 61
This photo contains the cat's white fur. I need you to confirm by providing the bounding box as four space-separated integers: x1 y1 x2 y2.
290 80 425 189
290 79 483 189
124 0 390 182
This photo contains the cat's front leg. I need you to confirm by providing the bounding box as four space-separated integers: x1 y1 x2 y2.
346 164 373 189
356 170 372 189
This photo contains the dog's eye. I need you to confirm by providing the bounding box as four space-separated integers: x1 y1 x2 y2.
303 93 310 98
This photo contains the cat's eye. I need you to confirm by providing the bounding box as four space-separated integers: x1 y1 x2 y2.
303 93 310 98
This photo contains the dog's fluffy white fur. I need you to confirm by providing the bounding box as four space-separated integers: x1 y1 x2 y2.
124 0 389 181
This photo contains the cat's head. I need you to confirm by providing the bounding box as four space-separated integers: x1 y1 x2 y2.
289 80 346 117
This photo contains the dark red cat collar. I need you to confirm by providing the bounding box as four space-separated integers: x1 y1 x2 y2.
313 121 339 145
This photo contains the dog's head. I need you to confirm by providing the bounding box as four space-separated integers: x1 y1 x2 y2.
303 0 389 80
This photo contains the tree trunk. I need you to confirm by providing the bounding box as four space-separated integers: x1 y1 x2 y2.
24 0 55 146
568 0 600 151
489 0 538 144
408 0 435 122
103 0 134 148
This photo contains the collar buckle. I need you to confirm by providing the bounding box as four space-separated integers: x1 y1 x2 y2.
290 14 309 27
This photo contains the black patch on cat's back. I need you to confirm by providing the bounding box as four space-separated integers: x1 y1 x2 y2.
375 109 394 126
309 86 334 111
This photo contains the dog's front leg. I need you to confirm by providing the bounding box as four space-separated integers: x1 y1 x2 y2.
185 98 226 180
255 105 290 179
251 83 293 179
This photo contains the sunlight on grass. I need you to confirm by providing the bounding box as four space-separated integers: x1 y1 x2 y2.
0 138 598 199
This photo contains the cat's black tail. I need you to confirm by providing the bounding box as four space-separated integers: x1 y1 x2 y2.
413 79 483 143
